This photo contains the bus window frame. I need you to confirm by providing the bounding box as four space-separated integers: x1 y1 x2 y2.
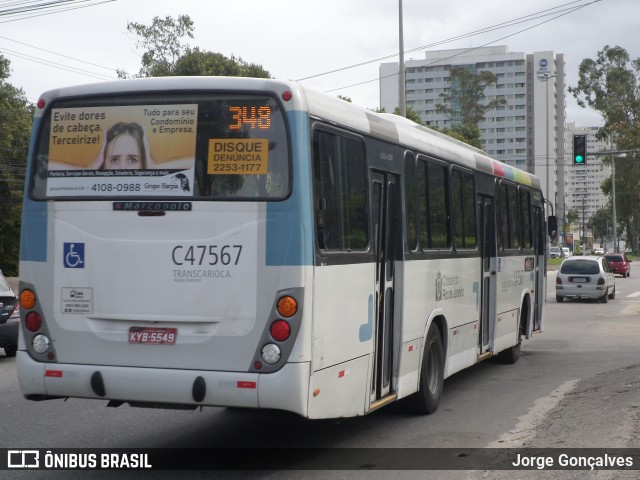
414 154 453 255
403 151 419 253
311 123 371 264
497 179 525 254
519 186 534 252
450 165 479 253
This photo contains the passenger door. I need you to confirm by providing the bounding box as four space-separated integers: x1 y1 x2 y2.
478 195 496 356
532 206 544 332
370 171 398 402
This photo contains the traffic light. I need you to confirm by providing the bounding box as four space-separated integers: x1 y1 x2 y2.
573 134 586 166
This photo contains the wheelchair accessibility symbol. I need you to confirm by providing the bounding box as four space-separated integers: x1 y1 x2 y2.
63 243 85 268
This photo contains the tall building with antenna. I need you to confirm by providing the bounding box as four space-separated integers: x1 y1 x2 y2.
380 46 566 217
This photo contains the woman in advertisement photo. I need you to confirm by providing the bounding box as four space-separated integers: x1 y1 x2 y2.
101 122 147 170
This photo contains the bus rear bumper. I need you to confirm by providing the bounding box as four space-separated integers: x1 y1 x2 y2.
16 352 310 417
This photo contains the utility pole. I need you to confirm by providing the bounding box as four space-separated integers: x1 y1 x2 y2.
611 152 617 252
398 0 406 117
537 72 558 227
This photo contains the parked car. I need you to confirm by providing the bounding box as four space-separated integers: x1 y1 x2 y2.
549 246 562 259
594 248 605 255
555 256 616 303
0 272 19 357
562 247 571 258
604 253 631 278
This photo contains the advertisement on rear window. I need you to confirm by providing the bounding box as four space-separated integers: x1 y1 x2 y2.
46 104 197 197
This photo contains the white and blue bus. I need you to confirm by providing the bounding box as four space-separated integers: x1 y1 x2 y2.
17 77 548 418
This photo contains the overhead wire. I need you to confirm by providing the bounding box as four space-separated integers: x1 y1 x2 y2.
0 0 115 23
298 0 593 82
311 0 603 94
0 0 119 89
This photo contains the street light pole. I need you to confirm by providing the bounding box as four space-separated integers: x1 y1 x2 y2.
398 0 406 117
537 72 558 238
611 152 617 252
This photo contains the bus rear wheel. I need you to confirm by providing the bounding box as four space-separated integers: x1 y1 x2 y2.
403 323 444 414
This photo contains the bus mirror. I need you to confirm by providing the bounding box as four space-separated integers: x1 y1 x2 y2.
547 216 558 239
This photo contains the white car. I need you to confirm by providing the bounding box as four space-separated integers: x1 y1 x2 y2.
562 247 571 258
594 248 605 255
549 246 562 259
555 256 616 303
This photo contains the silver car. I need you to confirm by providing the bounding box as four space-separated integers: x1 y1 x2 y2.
0 272 19 357
555 256 616 303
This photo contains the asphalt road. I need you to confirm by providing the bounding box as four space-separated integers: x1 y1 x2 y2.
2 270 640 479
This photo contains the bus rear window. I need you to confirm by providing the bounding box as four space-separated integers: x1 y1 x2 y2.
31 93 290 200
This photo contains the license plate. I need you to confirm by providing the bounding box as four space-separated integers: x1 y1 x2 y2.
128 327 177 345
572 277 587 283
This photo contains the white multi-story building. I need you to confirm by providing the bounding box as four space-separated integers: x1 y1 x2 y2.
380 46 566 217
564 122 611 228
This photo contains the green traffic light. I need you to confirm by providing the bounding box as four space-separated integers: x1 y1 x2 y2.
575 155 584 163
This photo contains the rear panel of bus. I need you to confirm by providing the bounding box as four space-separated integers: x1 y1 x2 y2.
18 82 316 414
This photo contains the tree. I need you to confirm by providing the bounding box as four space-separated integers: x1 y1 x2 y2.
435 66 506 128
435 124 483 150
373 105 424 125
172 48 269 78
121 15 194 78
0 55 33 276
567 209 580 226
570 45 640 251
393 105 424 125
590 206 613 243
375 105 483 148
121 15 270 79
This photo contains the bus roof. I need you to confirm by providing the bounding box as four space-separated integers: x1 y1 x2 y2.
36 75 541 191
302 86 541 191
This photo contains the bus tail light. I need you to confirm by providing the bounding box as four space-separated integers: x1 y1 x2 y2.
20 289 36 309
32 334 50 354
25 312 43 332
261 344 281 365
270 320 291 342
277 296 298 317
249 288 303 373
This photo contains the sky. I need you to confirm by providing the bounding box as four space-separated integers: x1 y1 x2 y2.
1 0 637 127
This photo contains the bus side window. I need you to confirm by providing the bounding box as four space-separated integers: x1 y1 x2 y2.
451 169 476 249
404 153 418 251
520 188 532 249
312 129 368 252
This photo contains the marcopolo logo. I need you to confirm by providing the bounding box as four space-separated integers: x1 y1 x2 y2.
8 450 39 468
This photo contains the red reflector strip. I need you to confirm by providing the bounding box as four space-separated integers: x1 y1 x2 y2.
408 345 414 352
45 370 63 378
237 381 256 389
